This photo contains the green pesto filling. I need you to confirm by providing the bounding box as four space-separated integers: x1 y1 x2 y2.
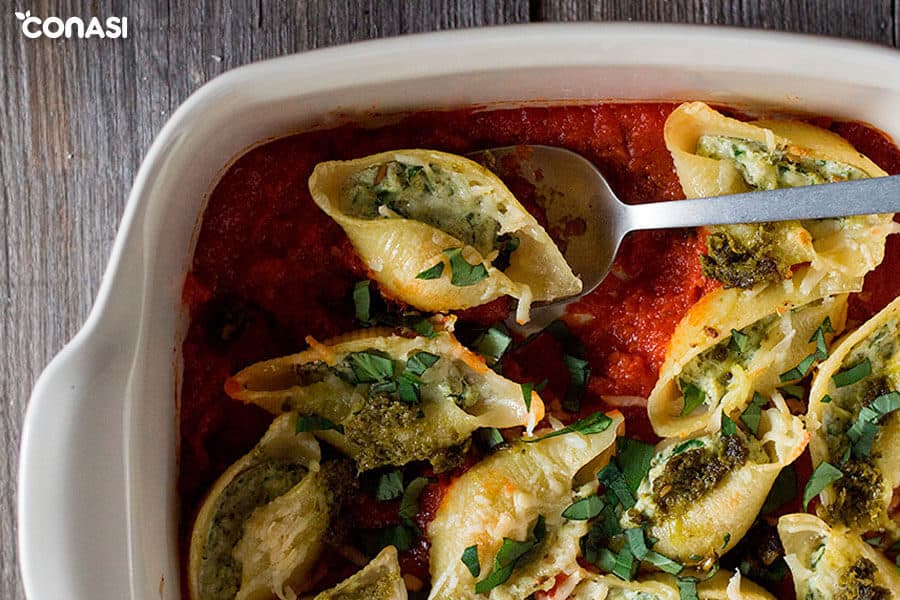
340 160 501 257
199 460 308 600
650 433 751 517
696 135 870 289
834 557 891 600
678 314 777 413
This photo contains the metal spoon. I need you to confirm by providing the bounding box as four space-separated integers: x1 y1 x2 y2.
468 145 900 331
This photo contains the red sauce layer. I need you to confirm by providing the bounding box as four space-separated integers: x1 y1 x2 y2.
179 103 900 596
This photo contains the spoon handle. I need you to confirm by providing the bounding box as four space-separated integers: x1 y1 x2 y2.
623 174 900 231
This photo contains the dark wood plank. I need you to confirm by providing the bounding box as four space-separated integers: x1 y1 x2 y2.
537 0 897 46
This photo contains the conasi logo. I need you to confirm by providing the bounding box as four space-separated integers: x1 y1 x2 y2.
14 10 128 39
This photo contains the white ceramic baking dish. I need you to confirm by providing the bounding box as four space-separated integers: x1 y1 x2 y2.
18 23 900 600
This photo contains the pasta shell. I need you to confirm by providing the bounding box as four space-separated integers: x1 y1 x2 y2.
226 330 544 471
778 513 900 599
427 411 624 600
649 292 846 438
309 546 407 600
188 414 336 600
807 296 900 543
625 397 808 562
664 102 895 291
309 149 581 323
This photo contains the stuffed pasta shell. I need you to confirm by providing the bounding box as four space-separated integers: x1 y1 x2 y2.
778 513 900 600
665 101 895 292
311 546 407 600
648 287 846 438
807 296 900 542
565 569 774 600
427 411 624 599
189 413 348 600
309 149 581 324
226 329 544 472
623 395 808 562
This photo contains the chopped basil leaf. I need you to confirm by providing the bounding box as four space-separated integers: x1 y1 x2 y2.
563 354 591 412
780 354 816 382
410 316 436 338
474 326 512 365
846 391 900 458
821 394 832 404
677 577 700 600
396 375 420 404
803 461 843 510
865 536 884 548
399 477 429 522
525 411 613 443
721 412 737 437
598 463 635 509
474 515 545 593
353 280 373 325
810 544 826 568
612 546 637 581
740 392 767 436
416 261 445 280
761 465 797 514
476 427 506 452
366 523 415 554
625 527 649 559
729 328 750 353
672 439 704 455
809 317 833 360
562 495 604 520
461 544 481 577
405 351 440 376
680 380 706 416
595 548 617 572
348 350 395 383
521 382 534 412
832 358 872 387
375 470 404 501
778 384 805 399
296 414 345 434
444 247 489 287
645 550 684 575
615 437 655 494
722 532 731 549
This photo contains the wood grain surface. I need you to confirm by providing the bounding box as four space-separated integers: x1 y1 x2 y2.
1 1 897 598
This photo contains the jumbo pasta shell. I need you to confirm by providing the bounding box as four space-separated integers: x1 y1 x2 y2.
311 546 407 600
226 329 544 472
807 296 900 542
309 149 581 323
427 412 624 600
649 291 847 438
188 414 332 600
626 397 808 562
778 513 900 599
568 569 774 600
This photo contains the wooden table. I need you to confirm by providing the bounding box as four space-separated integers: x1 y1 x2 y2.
2 1 897 597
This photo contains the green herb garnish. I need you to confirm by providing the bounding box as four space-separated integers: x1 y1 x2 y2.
832 358 872 387
740 392 767 436
809 317 834 360
778 384 805 399
612 546 637 581
525 412 613 443
473 516 545 593
563 354 591 413
672 439 704 455
803 461 843 510
680 380 706 416
416 261 444 280
677 577 699 600
721 412 737 437
375 470 404 501
615 437 655 494
348 350 395 383
474 326 512 365
295 415 344 434
846 391 900 458
444 247 489 287
780 354 816 382
353 280 373 325
598 462 635 510
562 495 604 520
399 477 429 522
761 465 797 514
730 328 750 353
461 544 480 577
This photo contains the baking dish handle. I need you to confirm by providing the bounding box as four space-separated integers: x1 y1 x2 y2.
18 321 134 597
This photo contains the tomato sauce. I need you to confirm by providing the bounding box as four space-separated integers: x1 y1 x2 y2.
179 103 900 596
